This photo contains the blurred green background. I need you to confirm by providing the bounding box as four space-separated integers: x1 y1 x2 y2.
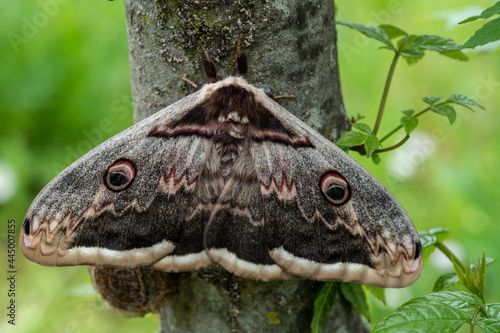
0 1 498 332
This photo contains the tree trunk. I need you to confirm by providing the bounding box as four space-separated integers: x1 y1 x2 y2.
106 0 367 332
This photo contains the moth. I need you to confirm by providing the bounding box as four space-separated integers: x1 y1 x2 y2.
21 46 422 288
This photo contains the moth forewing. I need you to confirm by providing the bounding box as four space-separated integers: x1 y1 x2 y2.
21 76 422 288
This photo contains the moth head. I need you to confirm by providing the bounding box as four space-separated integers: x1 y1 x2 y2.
104 159 136 192
319 171 350 205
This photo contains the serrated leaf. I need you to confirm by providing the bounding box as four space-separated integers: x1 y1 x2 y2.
403 56 423 65
433 257 494 293
419 228 449 248
399 35 425 59
419 229 449 261
423 95 443 105
485 303 500 319
412 35 462 52
430 104 457 124
476 318 500 333
352 122 373 135
460 15 482 25
447 94 485 110
432 291 483 315
335 131 368 147
401 116 418 135
340 283 370 322
337 21 395 50
459 2 500 24
379 24 408 39
451 256 468 292
400 48 425 59
363 285 386 305
441 49 469 61
401 109 415 116
372 292 479 333
462 17 500 49
364 135 380 157
429 228 451 237
433 273 461 292
311 282 338 333
400 35 469 62
400 35 466 60
477 2 500 19
371 153 381 165
420 234 437 249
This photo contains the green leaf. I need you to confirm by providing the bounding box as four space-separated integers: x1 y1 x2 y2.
422 95 443 105
401 109 415 116
447 94 485 111
311 282 338 333
335 131 368 147
451 256 468 293
340 283 370 322
401 116 418 135
372 292 480 333
433 273 460 292
459 2 500 24
478 2 500 19
462 17 500 49
419 228 449 261
430 104 457 124
441 49 469 61
485 303 500 319
352 122 374 135
400 35 467 61
379 24 408 39
363 285 386 305
419 228 450 248
371 153 381 165
400 42 425 59
460 15 482 25
364 135 380 157
337 21 395 50
476 318 500 333
411 35 463 52
433 257 495 293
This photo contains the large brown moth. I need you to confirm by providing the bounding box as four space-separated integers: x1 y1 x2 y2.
20 46 422 288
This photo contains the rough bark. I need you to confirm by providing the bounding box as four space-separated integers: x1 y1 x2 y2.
115 0 366 332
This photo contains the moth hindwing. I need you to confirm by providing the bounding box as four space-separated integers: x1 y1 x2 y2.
21 76 422 288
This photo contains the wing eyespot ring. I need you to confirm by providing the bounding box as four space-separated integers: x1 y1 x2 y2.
320 171 350 206
104 159 136 192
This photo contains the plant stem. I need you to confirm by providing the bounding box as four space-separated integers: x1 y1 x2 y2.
434 241 466 272
373 53 400 135
374 135 409 153
470 305 481 333
379 124 404 144
379 104 437 143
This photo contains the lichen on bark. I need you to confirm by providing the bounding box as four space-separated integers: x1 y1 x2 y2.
124 0 350 138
